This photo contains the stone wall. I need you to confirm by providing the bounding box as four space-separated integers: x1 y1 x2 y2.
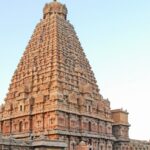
0 134 67 150
0 1 150 150
130 139 150 150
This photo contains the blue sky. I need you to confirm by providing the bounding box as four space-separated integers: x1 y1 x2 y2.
0 0 150 140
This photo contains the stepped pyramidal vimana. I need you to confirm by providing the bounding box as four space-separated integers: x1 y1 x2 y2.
0 1 149 150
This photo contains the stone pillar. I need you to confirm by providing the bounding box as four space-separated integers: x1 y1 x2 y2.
98 141 100 150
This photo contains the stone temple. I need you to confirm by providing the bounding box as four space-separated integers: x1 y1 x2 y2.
0 1 149 150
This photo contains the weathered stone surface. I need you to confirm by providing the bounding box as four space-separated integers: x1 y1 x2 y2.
0 0 150 150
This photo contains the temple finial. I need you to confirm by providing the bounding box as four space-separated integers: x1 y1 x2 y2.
43 0 67 20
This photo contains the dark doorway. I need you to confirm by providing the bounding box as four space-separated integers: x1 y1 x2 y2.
89 121 92 131
19 121 23 132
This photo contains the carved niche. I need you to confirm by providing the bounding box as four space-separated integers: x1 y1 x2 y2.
68 92 78 104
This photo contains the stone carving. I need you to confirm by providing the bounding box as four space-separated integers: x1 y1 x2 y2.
0 1 149 150
68 92 78 104
83 83 93 94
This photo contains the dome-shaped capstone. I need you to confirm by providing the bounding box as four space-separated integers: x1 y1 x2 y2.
43 0 68 19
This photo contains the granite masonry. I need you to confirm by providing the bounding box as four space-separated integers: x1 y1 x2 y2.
0 1 149 150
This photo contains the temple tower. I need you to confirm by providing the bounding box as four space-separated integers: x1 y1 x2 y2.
0 1 128 150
